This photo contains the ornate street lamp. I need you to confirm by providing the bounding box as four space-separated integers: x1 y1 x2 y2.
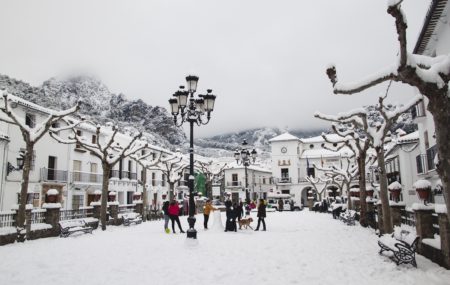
7 150 25 176
168 75 216 240
234 140 257 203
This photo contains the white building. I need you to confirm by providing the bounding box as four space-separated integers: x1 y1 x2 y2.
270 132 361 206
409 0 449 206
0 94 174 211
223 162 272 203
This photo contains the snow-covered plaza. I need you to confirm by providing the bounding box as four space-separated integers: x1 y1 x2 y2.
1 211 449 285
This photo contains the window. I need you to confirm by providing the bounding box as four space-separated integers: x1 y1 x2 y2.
76 130 82 149
73 160 82 182
51 122 60 135
263 178 266 184
281 168 289 178
232 174 238 186
424 131 429 149
72 195 84 210
161 174 166 186
152 172 156 186
90 163 98 183
91 135 97 144
25 113 36 128
307 167 315 178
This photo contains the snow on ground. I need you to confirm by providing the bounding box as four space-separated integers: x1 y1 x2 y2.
0 211 449 285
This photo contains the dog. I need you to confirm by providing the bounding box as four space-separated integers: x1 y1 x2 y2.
238 217 254 230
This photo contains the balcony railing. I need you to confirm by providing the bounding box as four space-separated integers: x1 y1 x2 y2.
72 171 103 183
40 168 68 182
226 181 242 187
109 170 120 179
275 177 292 184
121 171 137 180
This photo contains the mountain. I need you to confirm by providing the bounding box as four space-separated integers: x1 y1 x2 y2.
194 127 325 159
0 74 186 148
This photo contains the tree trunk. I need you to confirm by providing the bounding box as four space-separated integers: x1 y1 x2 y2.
142 168 147 222
428 97 450 222
100 163 111 231
377 147 392 233
169 182 175 201
346 182 351 210
358 155 368 227
16 143 34 240
206 180 212 200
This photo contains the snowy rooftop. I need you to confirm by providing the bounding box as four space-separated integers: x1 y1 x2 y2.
269 132 300 142
225 161 272 173
397 131 419 144
300 146 353 159
299 134 335 144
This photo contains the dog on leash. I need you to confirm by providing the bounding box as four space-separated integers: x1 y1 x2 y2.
238 217 254 230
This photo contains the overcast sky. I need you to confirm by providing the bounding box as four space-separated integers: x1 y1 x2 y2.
0 0 431 137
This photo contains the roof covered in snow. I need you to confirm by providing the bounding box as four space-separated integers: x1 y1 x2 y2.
397 131 419 144
299 134 341 144
300 147 353 159
269 132 299 143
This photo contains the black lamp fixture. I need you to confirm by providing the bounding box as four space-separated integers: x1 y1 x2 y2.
7 150 25 176
234 139 257 203
168 75 217 240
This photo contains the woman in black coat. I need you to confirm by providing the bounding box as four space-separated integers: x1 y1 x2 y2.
255 199 266 231
224 200 237 232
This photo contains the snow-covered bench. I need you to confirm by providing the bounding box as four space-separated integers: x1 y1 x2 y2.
378 229 419 267
59 220 93 238
339 210 356 226
122 213 142 226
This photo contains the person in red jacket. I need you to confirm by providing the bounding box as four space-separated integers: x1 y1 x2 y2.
168 200 185 234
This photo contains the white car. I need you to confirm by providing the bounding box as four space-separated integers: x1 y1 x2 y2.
267 198 301 211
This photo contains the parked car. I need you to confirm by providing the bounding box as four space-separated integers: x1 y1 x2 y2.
267 196 301 211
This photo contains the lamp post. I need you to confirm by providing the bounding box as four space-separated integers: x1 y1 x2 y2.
168 75 216 239
7 150 25 176
234 140 257 204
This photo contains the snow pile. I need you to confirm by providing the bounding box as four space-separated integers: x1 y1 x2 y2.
42 203 62 209
94 190 102 195
389 201 406 206
422 235 441 250
388 181 402 190
435 204 447 214
0 227 16 236
10 204 34 210
47 189 59 196
413 179 431 189
89 202 101 206
0 212 450 284
210 210 224 231
107 202 119 206
30 223 52 231
411 203 434 211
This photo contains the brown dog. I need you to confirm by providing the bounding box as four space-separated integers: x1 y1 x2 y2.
238 217 254 230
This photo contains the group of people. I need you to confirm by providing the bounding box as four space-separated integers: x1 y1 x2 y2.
161 198 267 234
162 200 185 234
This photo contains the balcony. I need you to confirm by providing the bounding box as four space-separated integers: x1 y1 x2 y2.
226 181 242 187
72 171 103 184
416 145 437 174
274 177 292 184
109 170 120 179
40 168 68 182
121 171 137 180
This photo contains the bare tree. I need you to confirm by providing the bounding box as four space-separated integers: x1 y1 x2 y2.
305 176 331 201
0 91 80 240
326 0 450 219
316 96 421 232
151 152 188 202
195 160 227 200
52 121 147 230
314 155 359 211
130 150 161 222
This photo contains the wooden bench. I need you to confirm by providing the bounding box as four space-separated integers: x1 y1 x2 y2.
339 210 356 226
378 230 419 267
122 213 142 226
59 220 93 238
